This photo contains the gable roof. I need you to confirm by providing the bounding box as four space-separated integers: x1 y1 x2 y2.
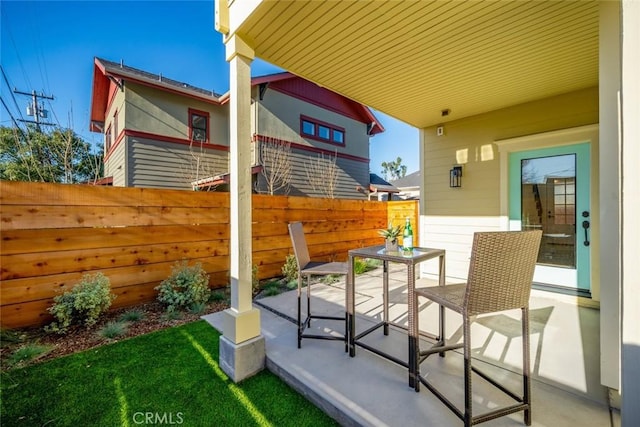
222 72 384 135
390 170 421 189
90 57 222 132
90 59 384 136
369 173 399 193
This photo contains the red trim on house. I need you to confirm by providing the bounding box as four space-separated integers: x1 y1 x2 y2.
264 76 384 135
125 130 228 150
218 73 384 135
253 134 369 164
103 129 229 162
89 176 114 186
251 72 295 86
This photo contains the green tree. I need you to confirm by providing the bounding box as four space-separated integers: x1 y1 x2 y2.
381 156 407 181
0 125 103 183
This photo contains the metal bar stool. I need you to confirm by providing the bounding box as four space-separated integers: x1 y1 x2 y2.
288 222 348 349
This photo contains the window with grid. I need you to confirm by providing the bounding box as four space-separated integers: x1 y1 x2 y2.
553 177 576 225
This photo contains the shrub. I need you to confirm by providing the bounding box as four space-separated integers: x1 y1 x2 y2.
354 258 380 275
155 260 210 312
119 309 144 323
321 274 340 285
189 302 207 315
262 283 281 297
45 272 116 334
98 321 128 340
7 343 52 367
208 289 229 303
1 328 24 348
162 310 182 321
282 254 298 283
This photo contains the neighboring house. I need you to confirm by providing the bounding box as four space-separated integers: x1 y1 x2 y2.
389 170 420 200
215 0 640 416
360 173 399 201
89 58 384 198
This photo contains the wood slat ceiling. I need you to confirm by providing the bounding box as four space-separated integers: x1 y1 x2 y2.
237 0 599 129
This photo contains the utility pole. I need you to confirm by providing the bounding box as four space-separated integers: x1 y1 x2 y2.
13 89 55 130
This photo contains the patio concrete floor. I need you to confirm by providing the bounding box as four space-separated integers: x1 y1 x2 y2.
202 264 619 427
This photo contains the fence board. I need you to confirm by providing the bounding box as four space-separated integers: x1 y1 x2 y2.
1 240 229 280
0 181 417 328
1 205 229 230
1 225 229 255
0 181 229 208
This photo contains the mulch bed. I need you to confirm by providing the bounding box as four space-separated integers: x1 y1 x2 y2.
1 300 229 369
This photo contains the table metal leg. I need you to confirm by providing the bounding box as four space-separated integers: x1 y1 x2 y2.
383 261 389 336
348 254 356 357
439 254 446 357
408 263 417 389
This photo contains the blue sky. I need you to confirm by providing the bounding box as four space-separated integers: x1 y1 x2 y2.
1 0 419 175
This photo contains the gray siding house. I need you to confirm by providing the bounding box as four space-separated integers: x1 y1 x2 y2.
90 58 384 198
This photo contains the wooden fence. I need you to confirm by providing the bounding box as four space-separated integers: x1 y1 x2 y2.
0 181 418 328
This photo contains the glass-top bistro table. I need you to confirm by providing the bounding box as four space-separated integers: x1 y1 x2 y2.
347 245 445 388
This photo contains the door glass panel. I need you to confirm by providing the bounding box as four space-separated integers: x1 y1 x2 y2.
521 154 576 268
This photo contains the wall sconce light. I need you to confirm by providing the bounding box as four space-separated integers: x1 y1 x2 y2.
450 165 462 188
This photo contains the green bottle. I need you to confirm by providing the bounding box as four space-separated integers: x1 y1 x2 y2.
403 217 413 251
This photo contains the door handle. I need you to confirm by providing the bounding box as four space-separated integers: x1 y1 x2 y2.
582 211 590 246
582 220 590 246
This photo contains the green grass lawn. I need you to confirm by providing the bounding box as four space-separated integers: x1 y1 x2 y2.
0 321 338 427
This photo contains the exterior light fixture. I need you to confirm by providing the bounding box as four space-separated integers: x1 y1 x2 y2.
450 165 462 188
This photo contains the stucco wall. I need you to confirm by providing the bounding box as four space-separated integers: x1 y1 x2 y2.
420 87 598 280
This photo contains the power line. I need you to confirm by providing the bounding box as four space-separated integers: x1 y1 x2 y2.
1 65 26 123
0 96 27 139
1 96 21 127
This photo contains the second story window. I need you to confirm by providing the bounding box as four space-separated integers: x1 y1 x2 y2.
300 115 345 145
189 109 209 143
105 125 112 152
113 109 119 141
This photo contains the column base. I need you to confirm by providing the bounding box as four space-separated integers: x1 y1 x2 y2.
219 334 265 383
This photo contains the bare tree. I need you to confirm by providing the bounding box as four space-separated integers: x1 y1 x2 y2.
259 138 292 195
180 139 221 191
305 149 339 199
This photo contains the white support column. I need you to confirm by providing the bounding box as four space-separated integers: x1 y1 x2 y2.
621 2 640 424
598 0 621 395
219 34 264 383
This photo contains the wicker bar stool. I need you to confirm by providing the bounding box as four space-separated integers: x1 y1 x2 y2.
288 222 348 349
414 230 542 426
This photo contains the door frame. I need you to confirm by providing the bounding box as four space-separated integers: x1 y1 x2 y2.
495 124 600 300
